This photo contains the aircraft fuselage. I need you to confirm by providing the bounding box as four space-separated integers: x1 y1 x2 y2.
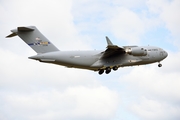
29 46 168 72
7 26 168 75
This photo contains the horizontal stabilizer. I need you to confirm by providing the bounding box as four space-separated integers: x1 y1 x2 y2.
18 26 34 32
6 33 17 38
6 26 35 38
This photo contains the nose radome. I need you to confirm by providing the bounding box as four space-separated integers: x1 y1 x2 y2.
164 51 168 58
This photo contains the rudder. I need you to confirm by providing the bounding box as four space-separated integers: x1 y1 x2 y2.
6 26 59 53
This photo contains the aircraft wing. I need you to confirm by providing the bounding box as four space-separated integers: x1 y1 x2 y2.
101 36 125 58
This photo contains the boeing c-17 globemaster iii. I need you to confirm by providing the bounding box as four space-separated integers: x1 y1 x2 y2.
6 26 168 75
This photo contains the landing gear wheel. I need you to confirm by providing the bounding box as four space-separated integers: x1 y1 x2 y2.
113 66 118 71
158 63 162 67
105 67 111 74
98 69 104 75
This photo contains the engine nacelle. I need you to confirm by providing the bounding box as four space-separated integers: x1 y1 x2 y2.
126 47 147 56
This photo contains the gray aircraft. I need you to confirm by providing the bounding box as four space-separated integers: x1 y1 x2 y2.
6 26 168 75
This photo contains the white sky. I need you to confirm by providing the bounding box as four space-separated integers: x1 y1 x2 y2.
0 0 180 120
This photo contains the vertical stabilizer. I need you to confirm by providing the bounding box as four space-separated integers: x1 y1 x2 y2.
6 26 59 53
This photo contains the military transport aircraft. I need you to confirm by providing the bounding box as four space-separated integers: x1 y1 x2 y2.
6 26 168 75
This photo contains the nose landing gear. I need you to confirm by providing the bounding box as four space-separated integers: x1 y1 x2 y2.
158 63 162 67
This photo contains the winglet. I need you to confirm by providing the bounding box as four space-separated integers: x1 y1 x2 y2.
105 36 124 50
106 36 113 46
102 36 125 58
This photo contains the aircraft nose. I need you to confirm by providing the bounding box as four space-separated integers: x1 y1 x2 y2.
164 51 168 58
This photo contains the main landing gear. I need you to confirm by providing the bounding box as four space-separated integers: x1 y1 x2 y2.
98 69 104 75
112 66 118 71
105 67 111 74
98 66 118 75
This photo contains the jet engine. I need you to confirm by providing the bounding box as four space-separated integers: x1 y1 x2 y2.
126 47 147 56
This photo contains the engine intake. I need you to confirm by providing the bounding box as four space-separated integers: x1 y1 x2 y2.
126 47 147 56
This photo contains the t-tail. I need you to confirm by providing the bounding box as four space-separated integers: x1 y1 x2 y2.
6 26 59 53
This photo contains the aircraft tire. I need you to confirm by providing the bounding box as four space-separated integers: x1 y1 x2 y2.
113 66 118 71
98 69 104 75
158 63 162 67
105 67 111 74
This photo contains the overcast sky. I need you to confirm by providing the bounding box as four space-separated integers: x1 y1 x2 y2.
0 0 180 120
